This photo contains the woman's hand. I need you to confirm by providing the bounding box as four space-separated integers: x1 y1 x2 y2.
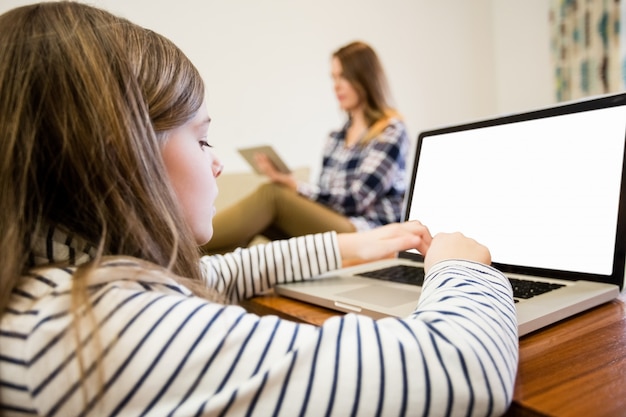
424 232 491 274
254 153 297 190
337 221 432 262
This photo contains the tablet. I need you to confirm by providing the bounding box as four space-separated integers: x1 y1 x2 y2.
237 145 291 174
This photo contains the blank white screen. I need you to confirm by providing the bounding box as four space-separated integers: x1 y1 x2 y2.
408 105 626 275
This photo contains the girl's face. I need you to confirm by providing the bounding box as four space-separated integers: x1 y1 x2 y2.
331 57 361 113
161 101 222 245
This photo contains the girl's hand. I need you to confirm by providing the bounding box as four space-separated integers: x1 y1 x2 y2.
336 223 491 274
424 232 491 273
337 221 432 262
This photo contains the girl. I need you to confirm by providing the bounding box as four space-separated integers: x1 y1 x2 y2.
0 2 517 416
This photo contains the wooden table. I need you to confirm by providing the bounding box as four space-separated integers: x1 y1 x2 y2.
241 290 626 416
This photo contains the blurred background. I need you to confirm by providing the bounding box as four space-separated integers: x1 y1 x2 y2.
3 1 620 179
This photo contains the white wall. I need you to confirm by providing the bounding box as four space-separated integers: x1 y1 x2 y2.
0 0 553 176
492 0 554 115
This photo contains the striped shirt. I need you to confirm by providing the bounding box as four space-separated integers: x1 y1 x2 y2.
0 231 518 416
298 118 409 231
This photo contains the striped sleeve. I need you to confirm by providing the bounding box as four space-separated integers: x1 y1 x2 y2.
199 231 341 303
1 258 517 416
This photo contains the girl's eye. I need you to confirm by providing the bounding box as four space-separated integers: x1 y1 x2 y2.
199 140 212 150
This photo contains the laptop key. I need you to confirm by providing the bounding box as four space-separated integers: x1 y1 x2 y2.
358 265 425 286
509 278 565 299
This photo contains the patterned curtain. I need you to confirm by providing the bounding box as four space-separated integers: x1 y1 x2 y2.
622 0 626 88
550 0 624 102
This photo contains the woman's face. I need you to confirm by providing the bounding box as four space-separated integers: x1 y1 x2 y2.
161 101 222 245
331 57 361 113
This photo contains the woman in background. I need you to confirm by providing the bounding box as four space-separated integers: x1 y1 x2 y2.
203 41 410 254
0 2 517 416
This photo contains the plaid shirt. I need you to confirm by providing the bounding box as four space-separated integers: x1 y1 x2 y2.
298 117 409 230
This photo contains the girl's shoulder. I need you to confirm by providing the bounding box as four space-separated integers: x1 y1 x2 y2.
21 256 192 302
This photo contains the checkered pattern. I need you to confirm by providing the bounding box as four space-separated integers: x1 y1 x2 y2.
298 118 409 231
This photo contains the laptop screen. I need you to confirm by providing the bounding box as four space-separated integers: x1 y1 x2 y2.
405 93 626 286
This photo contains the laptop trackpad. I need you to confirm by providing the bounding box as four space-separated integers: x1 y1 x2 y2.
336 284 419 308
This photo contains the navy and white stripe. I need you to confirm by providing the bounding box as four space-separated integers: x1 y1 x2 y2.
298 118 409 231
0 232 518 416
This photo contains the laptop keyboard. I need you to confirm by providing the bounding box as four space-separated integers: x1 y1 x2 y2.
357 265 565 301
358 265 425 286
508 278 565 301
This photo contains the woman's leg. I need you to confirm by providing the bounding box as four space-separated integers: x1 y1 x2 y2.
202 182 355 254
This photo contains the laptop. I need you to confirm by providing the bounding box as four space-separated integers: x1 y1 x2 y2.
275 92 626 337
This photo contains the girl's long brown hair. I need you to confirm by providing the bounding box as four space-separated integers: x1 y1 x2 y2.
0 1 214 314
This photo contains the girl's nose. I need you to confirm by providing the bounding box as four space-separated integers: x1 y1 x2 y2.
212 160 224 178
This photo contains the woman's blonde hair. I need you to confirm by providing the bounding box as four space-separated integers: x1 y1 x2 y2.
332 41 401 144
0 1 213 313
